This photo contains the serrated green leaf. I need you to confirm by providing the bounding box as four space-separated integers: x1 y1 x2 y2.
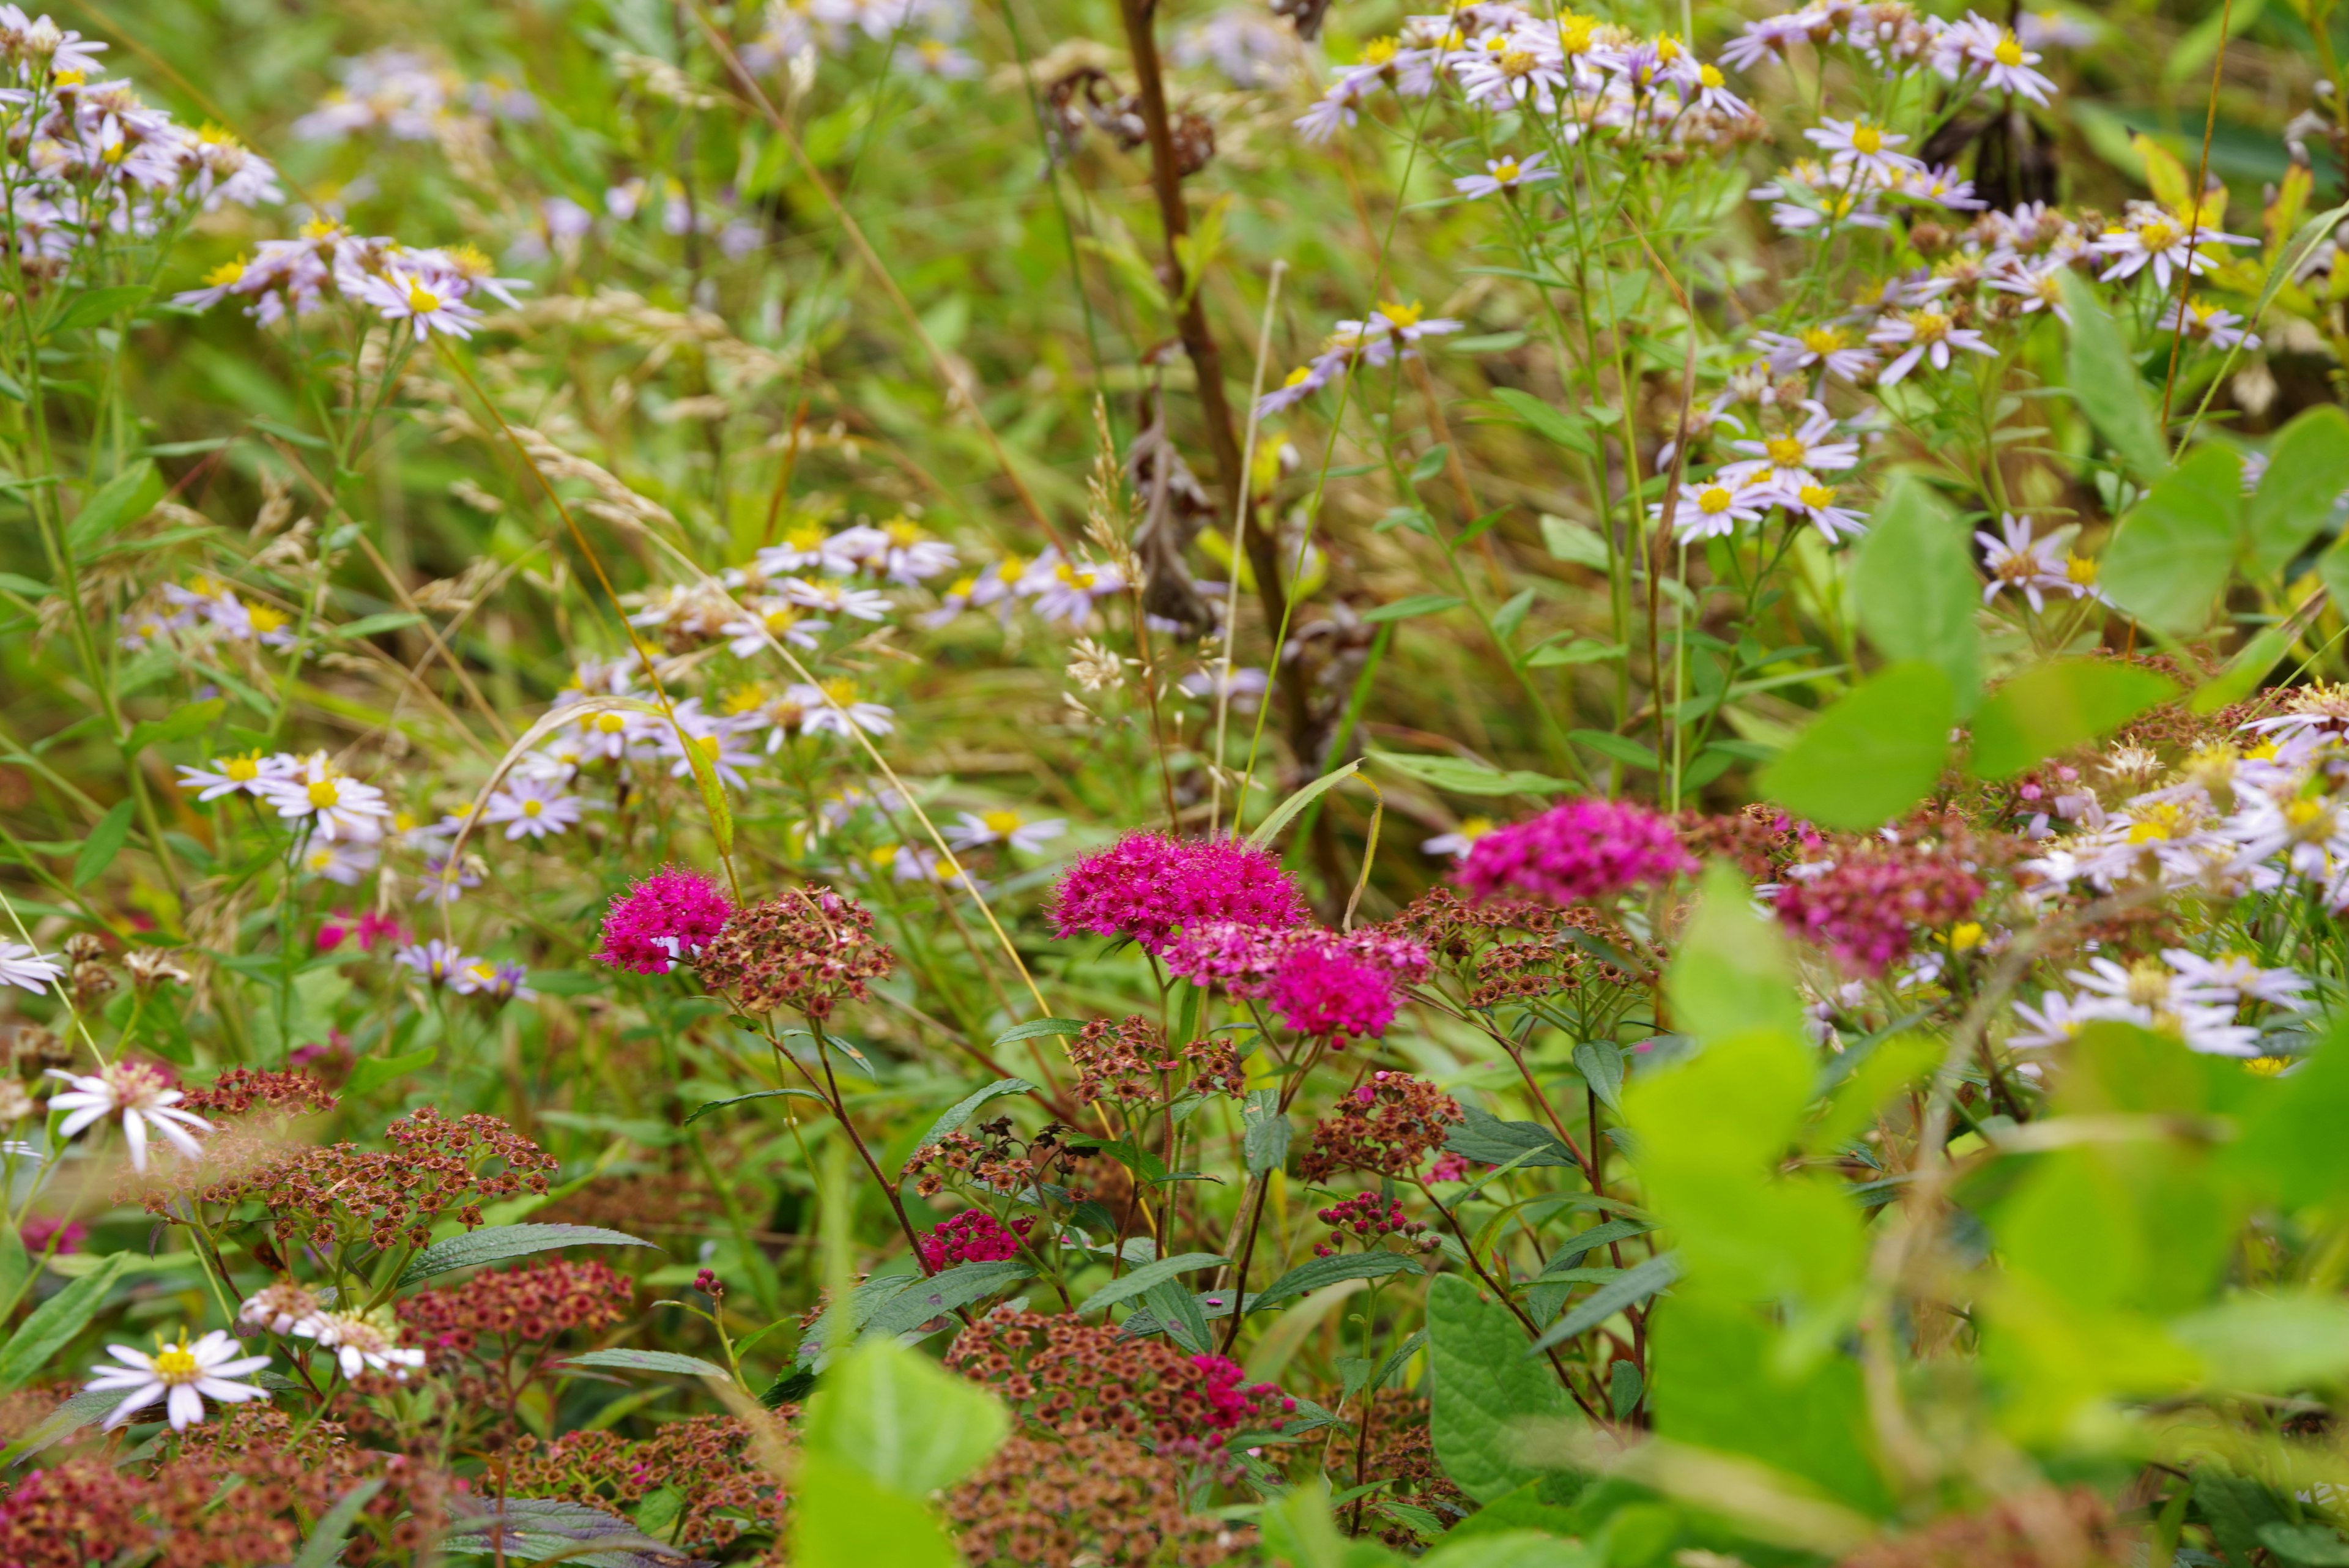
1254 1250 1422 1310
1243 1090 1291 1176
49 284 152 334
1573 1040 1624 1113
1967 660 2179 779
1758 661 1953 830
396 1224 658 1288
857 1259 1033 1341
1529 1252 1680 1353
563 1348 733 1378
1570 728 1656 770
1370 751 1573 797
911 1077 1036 1152
990 1018 1085 1047
1079 1251 1226 1315
1427 1274 1572 1504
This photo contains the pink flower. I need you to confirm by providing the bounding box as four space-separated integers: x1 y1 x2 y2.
20 1216 86 1256
1773 850 1982 975
1456 799 1695 907
357 911 406 952
918 1209 1031 1270
1158 921 1430 1044
593 866 735 975
1188 1354 1292 1433
1050 833 1309 954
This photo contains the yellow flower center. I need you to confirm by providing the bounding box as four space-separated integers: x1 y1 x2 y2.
150 1347 201 1383
2065 554 2098 585
787 520 826 551
1850 124 1883 154
1360 35 1399 64
995 556 1025 583
1908 310 1952 342
306 779 342 809
1698 63 1723 88
593 712 628 734
1458 815 1495 841
521 798 544 817
1800 325 1845 353
1379 300 1424 328
1492 160 1521 183
2245 1057 2290 1076
821 677 858 704
885 516 923 546
1798 483 1836 509
982 809 1024 835
248 604 288 633
1499 48 1538 77
1993 35 2024 65
722 683 768 715
1283 365 1315 387
1765 436 1807 467
692 734 722 760
225 755 260 782
406 281 441 314
204 258 245 287
1698 485 1734 515
2139 219 2177 250
1948 921 1984 952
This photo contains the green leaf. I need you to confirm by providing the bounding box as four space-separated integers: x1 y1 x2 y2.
1078 1251 1227 1315
911 1077 1036 1152
1850 476 1982 712
124 697 227 757
1547 1217 1654 1269
685 1087 830 1125
792 1454 963 1568
1570 728 1657 770
64 463 160 555
1967 660 2179 779
1249 759 1360 846
857 1259 1034 1341
2171 1293 2349 1393
331 611 427 640
1666 862 1808 1046
1443 1105 1579 1169
1491 388 1598 458
1524 638 1624 667
70 800 136 890
563 1348 732 1378
2263 1523 2349 1566
0 1253 130 1391
2192 623 2293 715
1531 1251 1679 1351
2 1386 118 1463
49 284 152 334
0 572 50 598
1573 1041 1624 1113
396 1224 659 1288
1253 1251 1423 1310
804 1336 1007 1496
1807 1034 1941 1154
1242 1089 1291 1176
1757 661 1953 830
676 715 736 857
1360 593 1466 625
990 1018 1085 1046
1426 1274 1572 1504
2247 406 2349 574
1142 1277 1212 1351
2102 442 2243 633
1538 514 1611 570
289 1479 384 1568
2060 270 2167 478
344 1046 436 1097
1370 751 1573 797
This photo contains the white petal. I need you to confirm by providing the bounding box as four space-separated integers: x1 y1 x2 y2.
121 1109 151 1172
55 1105 109 1140
101 1381 165 1429
196 1377 267 1402
166 1382 205 1430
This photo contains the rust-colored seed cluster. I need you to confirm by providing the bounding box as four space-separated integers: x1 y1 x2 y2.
1297 1073 1464 1184
1069 1015 1245 1105
904 1123 1089 1200
502 1414 792 1554
947 1312 1266 1463
1387 889 1660 1009
696 886 896 1020
398 1258 635 1356
143 1106 555 1249
179 1068 339 1120
1833 1486 2125 1568
944 1432 1250 1567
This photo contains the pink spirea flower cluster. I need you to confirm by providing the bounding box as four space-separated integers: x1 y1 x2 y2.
592 866 735 975
1773 852 1984 975
1188 1354 1293 1434
1050 832 1309 954
1158 921 1431 1043
919 1209 1032 1271
1456 798 1696 907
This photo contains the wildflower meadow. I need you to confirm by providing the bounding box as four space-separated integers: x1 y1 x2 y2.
8 0 2349 1559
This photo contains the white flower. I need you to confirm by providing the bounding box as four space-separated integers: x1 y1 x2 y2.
1422 816 1497 859
1803 117 1924 183
47 1061 212 1172
789 680 895 738
239 1282 325 1336
300 840 379 886
1751 324 1879 383
86 1331 271 1431
256 752 392 842
395 939 480 986
2157 297 2260 352
1783 481 1868 543
297 1309 426 1381
721 598 828 658
781 576 893 623
656 699 764 787
1975 514 2074 611
2009 990 2090 1050
2161 949 2309 1008
483 778 584 841
948 809 1066 855
0 942 63 994
1868 308 1996 385
2091 204 2252 291
1651 477 1768 541
174 751 293 802
357 269 483 340
1720 402 1858 489
1453 150 1557 200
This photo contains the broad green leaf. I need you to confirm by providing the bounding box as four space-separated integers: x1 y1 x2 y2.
2192 623 2292 715
331 611 428 640
1538 514 1612 570
2170 1294 2349 1392
792 1452 962 1568
1570 727 1657 770
563 1348 732 1378
1573 1040 1624 1113
1142 1277 1212 1351
1426 1274 1573 1504
1249 760 1360 846
344 1046 436 1097
396 1224 658 1288
0 1252 130 1391
1078 1251 1226 1315
1806 1035 1942 1154
1253 1251 1423 1310
124 697 226 757
803 1336 1007 1496
1491 388 1597 458
856 1259 1033 1341
2101 442 2243 633
990 1018 1084 1047
1529 1252 1680 1352
1547 1217 1654 1269
1423 1531 1595 1568
289 1481 384 1568
1443 1104 1579 1169
1965 660 2180 779
64 463 161 555
2262 1523 2349 1566
1361 593 1466 625
1242 1088 1291 1175
50 284 152 334
70 800 135 890
1757 661 1953 830
2247 406 2349 574
911 1077 1037 1151
1664 862 1806 1046
1370 751 1573 797
2 1386 117 1463
0 1227 26 1322
1850 476 1982 712
0 572 50 598
797 1270 921 1368
2060 270 2166 479
684 1087 829 1125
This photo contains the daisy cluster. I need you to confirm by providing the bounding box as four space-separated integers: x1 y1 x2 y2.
290 47 537 143
119 573 299 653
744 0 982 80
0 12 280 259
172 220 527 338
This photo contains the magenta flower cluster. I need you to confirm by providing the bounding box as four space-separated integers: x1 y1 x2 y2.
1158 921 1430 1043
1773 853 1983 975
591 866 735 975
1189 1354 1293 1433
1050 832 1308 954
1455 798 1694 907
919 1209 1031 1271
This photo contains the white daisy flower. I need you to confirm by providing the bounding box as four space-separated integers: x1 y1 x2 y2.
239 1282 325 1336
357 268 483 340
174 751 293 802
789 679 895 739
1975 514 2075 611
256 752 392 842
86 1331 271 1431
0 942 64 994
1652 477 1769 541
300 839 379 886
1453 150 1557 200
482 778 584 841
1803 117 1923 183
2161 949 2309 1008
721 598 829 658
297 1309 426 1381
948 809 1067 855
394 938 480 987
1422 816 1497 859
46 1061 212 1172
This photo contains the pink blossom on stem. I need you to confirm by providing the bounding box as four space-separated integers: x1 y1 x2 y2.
1456 798 1696 907
1050 832 1308 954
592 866 735 975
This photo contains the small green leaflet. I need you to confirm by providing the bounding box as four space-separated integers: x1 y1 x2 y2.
70 800 136 890
396 1224 658 1288
344 1046 436 1097
1370 751 1573 798
1248 759 1360 847
856 1259 1033 1341
1078 1252 1227 1316
1252 1251 1422 1310
0 1254 131 1391
992 1018 1085 1047
911 1077 1036 1151
49 284 152 335
1360 593 1466 625
1527 1250 1680 1353
1490 388 1598 458
563 1348 732 1378
124 697 226 757
684 1087 829 1125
